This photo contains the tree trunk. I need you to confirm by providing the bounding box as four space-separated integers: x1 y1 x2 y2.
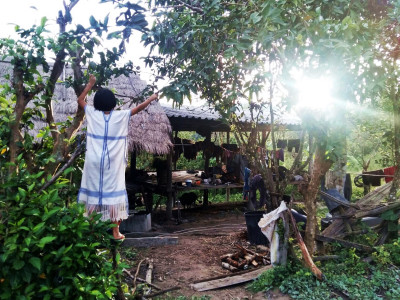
362 160 371 196
300 141 332 253
9 63 28 173
389 83 400 201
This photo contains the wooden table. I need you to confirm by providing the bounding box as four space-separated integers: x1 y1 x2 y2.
127 170 244 206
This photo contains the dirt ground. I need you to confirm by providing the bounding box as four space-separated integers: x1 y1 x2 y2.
123 202 291 300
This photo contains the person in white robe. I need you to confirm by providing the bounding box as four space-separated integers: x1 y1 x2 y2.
77 74 158 240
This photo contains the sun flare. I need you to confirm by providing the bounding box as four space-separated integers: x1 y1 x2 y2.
295 76 335 110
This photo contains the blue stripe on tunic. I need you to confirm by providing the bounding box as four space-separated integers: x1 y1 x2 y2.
79 188 127 198
87 133 126 140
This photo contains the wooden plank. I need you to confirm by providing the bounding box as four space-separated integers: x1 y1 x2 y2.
121 237 178 248
190 265 272 292
315 235 373 252
319 191 359 209
354 202 400 219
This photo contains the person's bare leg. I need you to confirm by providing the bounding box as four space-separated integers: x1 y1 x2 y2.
112 220 125 239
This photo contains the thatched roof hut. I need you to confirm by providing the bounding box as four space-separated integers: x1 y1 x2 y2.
126 101 172 155
0 61 172 155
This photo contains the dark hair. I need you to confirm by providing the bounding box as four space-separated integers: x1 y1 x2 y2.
93 88 117 111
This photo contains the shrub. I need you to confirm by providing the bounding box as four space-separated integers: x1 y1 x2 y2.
0 162 123 299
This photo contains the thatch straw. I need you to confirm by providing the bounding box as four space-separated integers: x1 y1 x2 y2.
127 100 173 155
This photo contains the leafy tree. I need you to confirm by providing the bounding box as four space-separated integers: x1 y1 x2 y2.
0 0 155 298
0 0 150 177
142 0 388 251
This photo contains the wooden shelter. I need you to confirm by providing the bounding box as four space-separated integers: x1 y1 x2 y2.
126 104 301 220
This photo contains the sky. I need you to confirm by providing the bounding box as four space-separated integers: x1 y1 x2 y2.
0 0 156 82
0 0 201 106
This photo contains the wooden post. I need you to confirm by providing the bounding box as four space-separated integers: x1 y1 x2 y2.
166 152 173 220
173 131 178 171
227 131 230 144
203 131 211 206
226 186 230 202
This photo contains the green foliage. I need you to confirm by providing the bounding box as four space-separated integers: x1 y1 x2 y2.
373 238 400 266
249 247 400 300
0 162 124 299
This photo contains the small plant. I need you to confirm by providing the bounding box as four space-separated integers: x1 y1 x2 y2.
248 248 400 300
121 248 137 260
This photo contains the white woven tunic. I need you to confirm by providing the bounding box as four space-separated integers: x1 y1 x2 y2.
78 106 131 221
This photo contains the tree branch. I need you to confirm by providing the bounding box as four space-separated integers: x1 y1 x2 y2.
39 142 85 193
174 0 203 13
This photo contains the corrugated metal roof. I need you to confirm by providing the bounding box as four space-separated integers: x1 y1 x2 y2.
163 105 221 121
162 105 301 128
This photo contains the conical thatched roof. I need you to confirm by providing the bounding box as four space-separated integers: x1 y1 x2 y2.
127 101 173 155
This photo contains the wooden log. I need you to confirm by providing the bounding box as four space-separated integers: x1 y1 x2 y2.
244 254 256 262
235 244 267 263
220 253 233 261
287 210 323 280
121 237 178 248
225 257 240 268
146 259 154 284
222 262 238 272
315 235 373 252
231 249 245 260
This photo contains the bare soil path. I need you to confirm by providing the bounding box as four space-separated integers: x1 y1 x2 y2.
123 202 291 299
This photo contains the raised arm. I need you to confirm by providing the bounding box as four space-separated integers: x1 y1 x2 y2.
130 93 158 116
77 74 96 110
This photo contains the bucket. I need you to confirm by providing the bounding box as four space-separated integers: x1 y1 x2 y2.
244 211 268 245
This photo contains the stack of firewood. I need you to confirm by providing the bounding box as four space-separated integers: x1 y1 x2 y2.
220 244 270 272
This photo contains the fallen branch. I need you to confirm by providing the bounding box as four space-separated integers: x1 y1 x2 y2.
131 258 146 296
145 259 154 295
287 210 323 280
123 269 161 290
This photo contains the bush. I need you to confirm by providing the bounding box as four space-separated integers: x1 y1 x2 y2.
0 161 123 299
248 251 400 300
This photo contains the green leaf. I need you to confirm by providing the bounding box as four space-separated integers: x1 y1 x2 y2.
18 187 27 198
38 236 57 247
40 16 47 27
13 259 25 270
29 257 41 270
33 222 45 233
42 208 60 221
